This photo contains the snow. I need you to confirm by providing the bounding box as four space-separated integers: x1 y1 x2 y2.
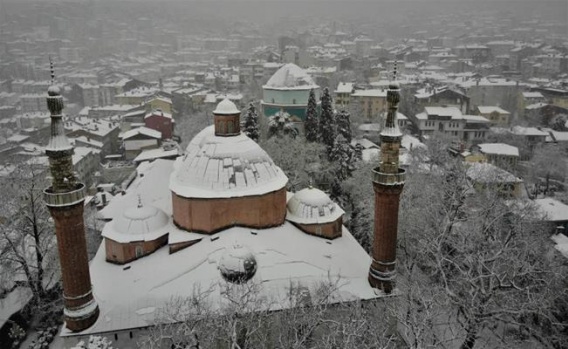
335 82 354 94
534 198 568 222
478 143 519 157
121 127 162 140
46 133 74 153
133 147 180 163
551 234 568 259
477 106 510 115
522 92 544 98
264 63 318 90
424 106 463 119
144 110 172 119
65 221 378 336
103 204 169 244
213 98 240 115
525 102 548 110
351 89 387 98
170 126 288 199
510 126 548 137
287 187 344 224
64 299 98 319
466 163 521 184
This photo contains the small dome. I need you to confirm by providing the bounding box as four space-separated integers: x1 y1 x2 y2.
264 63 318 90
213 98 240 115
287 187 344 224
112 204 169 237
47 85 61 96
218 244 257 284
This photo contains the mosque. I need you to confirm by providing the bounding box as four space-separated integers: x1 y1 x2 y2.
261 63 321 123
44 66 405 348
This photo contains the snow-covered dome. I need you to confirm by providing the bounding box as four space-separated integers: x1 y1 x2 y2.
213 98 240 115
287 187 344 224
218 244 257 284
170 125 288 199
264 63 318 90
102 203 169 243
47 85 61 96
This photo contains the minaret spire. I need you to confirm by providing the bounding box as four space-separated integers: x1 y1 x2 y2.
368 63 406 294
43 59 99 331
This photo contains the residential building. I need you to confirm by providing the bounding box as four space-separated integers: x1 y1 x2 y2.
474 143 519 168
334 82 354 110
477 106 511 126
350 89 388 120
414 86 470 114
466 162 524 198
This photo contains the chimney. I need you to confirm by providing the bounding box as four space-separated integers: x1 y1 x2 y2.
368 62 405 294
42 60 99 332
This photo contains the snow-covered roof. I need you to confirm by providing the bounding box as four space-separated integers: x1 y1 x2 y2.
213 98 240 115
133 147 180 163
170 126 288 199
510 126 548 137
263 63 318 90
286 187 344 225
74 159 381 337
351 89 387 98
525 102 548 110
466 163 522 184
122 127 162 140
522 92 544 98
425 106 462 118
145 110 172 119
552 234 568 259
477 106 510 115
534 198 568 222
478 143 519 157
335 82 354 94
102 203 169 243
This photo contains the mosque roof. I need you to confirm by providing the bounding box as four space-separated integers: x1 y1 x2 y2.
287 187 344 224
170 125 288 199
102 203 169 243
263 63 318 90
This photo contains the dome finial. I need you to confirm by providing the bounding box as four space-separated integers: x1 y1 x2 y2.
137 194 143 208
392 60 398 82
49 56 55 85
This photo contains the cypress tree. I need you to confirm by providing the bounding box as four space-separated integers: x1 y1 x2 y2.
243 103 260 142
304 89 319 142
336 109 352 144
319 87 336 153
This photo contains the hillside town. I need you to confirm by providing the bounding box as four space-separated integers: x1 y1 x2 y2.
0 1 567 348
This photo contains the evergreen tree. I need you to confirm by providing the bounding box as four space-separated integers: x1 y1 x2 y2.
243 103 260 142
336 109 352 144
319 87 336 154
329 134 354 181
304 89 319 142
268 111 298 139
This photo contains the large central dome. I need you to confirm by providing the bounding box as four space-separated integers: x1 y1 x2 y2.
170 125 288 199
170 122 288 233
264 63 318 90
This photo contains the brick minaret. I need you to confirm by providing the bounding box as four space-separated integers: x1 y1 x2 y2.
43 61 99 331
368 65 405 294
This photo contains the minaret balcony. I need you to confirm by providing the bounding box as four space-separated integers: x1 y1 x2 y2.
44 183 86 207
372 168 406 186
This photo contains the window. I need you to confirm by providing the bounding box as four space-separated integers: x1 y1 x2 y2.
114 334 118 341
135 246 143 258
228 121 234 134
292 99 296 104
316 227 322 235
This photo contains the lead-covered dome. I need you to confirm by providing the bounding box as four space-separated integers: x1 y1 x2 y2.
264 63 318 90
287 187 344 224
170 125 288 199
102 203 169 243
218 244 257 284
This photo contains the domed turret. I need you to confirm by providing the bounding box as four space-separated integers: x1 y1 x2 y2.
102 201 170 264
218 244 257 284
286 187 344 239
213 98 241 137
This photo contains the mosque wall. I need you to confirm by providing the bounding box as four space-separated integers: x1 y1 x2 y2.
172 187 287 233
105 234 168 264
292 217 343 240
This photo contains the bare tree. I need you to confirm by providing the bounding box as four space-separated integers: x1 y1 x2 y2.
398 159 565 349
0 161 58 306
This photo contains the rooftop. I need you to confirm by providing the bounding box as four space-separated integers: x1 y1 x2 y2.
264 63 318 90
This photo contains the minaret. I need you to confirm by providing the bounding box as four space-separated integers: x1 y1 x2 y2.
43 59 99 331
368 63 405 294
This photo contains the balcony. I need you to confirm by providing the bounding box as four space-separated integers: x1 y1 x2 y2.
44 183 85 207
372 168 406 185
